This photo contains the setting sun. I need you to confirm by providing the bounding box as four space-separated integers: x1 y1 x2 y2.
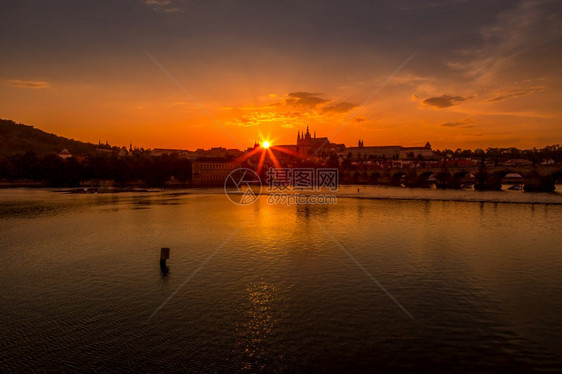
262 141 271 149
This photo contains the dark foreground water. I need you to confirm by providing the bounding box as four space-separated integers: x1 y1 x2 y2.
1 188 561 373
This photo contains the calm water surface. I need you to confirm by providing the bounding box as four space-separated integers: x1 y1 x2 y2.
1 188 561 372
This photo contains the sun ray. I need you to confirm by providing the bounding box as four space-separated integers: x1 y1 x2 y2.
256 147 268 174
235 146 260 163
266 148 282 169
270 145 303 158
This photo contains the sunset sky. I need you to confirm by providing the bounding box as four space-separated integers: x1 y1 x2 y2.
1 0 561 150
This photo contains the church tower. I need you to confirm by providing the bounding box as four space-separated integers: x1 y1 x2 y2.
305 125 311 140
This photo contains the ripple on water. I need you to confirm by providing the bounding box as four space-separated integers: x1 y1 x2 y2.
0 189 561 372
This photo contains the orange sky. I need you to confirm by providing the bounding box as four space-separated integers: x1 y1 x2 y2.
1 0 561 151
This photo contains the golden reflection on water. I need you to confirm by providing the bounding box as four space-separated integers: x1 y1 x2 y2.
239 281 276 371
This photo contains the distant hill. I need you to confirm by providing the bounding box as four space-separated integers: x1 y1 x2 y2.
0 119 101 158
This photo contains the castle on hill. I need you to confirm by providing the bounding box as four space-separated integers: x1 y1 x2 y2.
296 126 345 156
293 127 432 160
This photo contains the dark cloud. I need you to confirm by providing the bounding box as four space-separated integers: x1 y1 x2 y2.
283 92 329 108
440 122 477 128
421 94 472 108
322 101 357 113
355 117 365 122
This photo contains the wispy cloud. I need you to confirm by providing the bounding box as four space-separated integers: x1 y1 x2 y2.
143 0 181 13
7 80 51 89
392 0 470 11
440 119 476 128
228 111 305 128
322 101 357 113
440 122 463 127
486 86 548 103
226 91 359 127
144 0 170 5
447 0 561 79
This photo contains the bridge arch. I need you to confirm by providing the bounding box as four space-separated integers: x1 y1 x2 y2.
434 171 452 189
392 171 407 186
408 171 435 188
550 170 562 184
342 165 561 191
368 171 381 184
490 170 526 190
524 170 561 192
452 170 472 179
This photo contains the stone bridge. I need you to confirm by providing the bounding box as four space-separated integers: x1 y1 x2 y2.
341 165 562 192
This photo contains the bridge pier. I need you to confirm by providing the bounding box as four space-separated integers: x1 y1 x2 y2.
377 174 394 186
474 182 502 191
448 174 465 189
474 170 502 191
524 174 555 192
404 171 421 188
435 172 453 189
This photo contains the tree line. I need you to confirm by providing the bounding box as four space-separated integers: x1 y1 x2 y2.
0 151 192 187
433 145 562 163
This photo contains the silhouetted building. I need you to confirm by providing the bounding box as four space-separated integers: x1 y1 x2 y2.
347 140 433 160
345 145 402 160
296 126 344 156
192 159 240 186
400 142 433 159
151 148 196 159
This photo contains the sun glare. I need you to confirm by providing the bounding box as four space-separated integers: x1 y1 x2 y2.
262 141 271 149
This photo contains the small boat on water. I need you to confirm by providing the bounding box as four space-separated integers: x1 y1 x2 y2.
507 183 524 191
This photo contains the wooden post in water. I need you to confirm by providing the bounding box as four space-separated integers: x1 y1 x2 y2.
160 247 170 274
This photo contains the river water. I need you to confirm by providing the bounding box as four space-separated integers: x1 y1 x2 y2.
1 187 561 372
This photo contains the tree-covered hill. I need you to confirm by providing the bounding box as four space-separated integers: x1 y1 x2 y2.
0 119 99 158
